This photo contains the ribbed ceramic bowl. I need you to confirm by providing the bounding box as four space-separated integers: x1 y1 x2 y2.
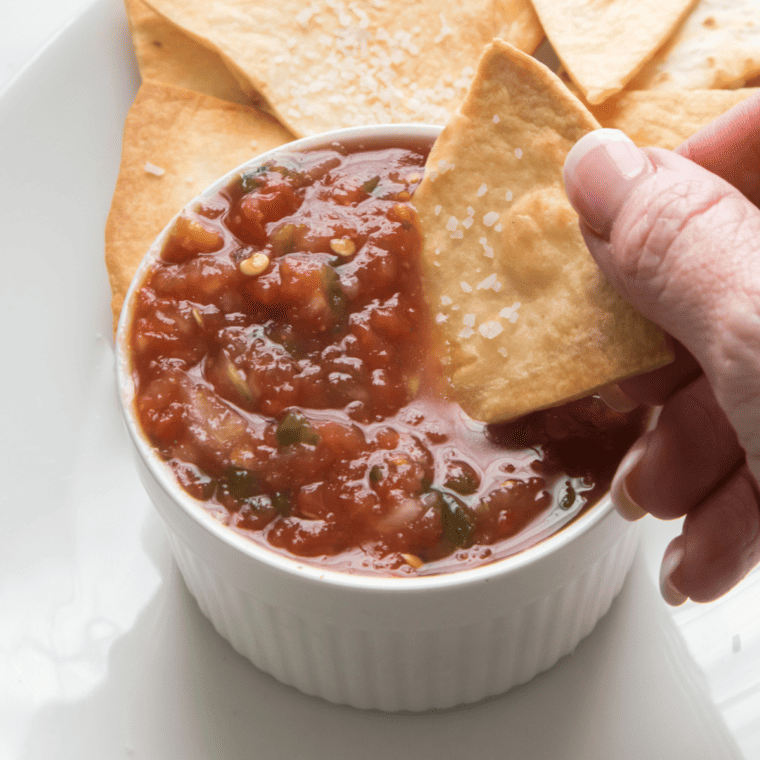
116 124 641 712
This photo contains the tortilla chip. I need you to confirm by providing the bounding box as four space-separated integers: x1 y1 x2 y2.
125 0 253 106
628 0 760 91
412 40 672 423
142 0 544 137
105 81 293 331
590 88 760 149
530 0 697 104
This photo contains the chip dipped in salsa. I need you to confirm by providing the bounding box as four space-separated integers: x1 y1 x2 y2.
127 133 646 576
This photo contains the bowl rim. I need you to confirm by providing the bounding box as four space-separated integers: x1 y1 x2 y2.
116 122 619 594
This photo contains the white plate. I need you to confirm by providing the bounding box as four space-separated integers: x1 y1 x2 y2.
0 0 752 757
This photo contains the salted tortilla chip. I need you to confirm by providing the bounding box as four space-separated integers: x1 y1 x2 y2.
105 81 293 331
590 88 760 149
125 0 253 107
628 0 760 91
142 0 543 137
530 0 697 104
413 40 672 423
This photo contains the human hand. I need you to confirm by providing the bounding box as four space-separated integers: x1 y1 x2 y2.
562 93 760 606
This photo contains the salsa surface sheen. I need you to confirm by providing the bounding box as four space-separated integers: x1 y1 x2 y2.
129 136 645 576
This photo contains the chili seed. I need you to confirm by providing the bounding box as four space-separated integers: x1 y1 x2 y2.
224 354 253 401
401 553 424 569
239 252 270 276
329 237 356 257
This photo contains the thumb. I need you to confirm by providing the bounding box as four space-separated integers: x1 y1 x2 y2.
563 128 760 482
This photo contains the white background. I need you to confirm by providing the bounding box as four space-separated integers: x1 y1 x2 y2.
0 0 93 93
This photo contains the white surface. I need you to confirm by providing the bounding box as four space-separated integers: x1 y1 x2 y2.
0 0 93 93
0 0 756 756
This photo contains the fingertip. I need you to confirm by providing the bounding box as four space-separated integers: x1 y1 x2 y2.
563 128 634 189
660 536 688 606
563 128 651 239
610 436 649 521
675 468 760 603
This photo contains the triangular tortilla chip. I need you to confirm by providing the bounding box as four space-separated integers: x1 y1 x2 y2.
413 40 672 423
530 0 698 104
142 0 543 136
628 0 760 91
105 81 293 331
590 88 760 149
125 0 254 107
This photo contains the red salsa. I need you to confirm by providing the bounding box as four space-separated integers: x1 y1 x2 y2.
129 136 646 576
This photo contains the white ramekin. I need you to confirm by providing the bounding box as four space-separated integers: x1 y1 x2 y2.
116 124 641 712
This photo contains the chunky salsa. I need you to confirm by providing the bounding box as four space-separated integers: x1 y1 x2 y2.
129 135 646 576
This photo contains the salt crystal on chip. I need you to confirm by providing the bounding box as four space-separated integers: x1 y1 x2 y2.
499 302 522 323
434 13 453 43
478 237 494 258
479 321 503 339
144 162 165 176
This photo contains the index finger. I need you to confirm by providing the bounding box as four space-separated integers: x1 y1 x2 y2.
677 91 760 206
